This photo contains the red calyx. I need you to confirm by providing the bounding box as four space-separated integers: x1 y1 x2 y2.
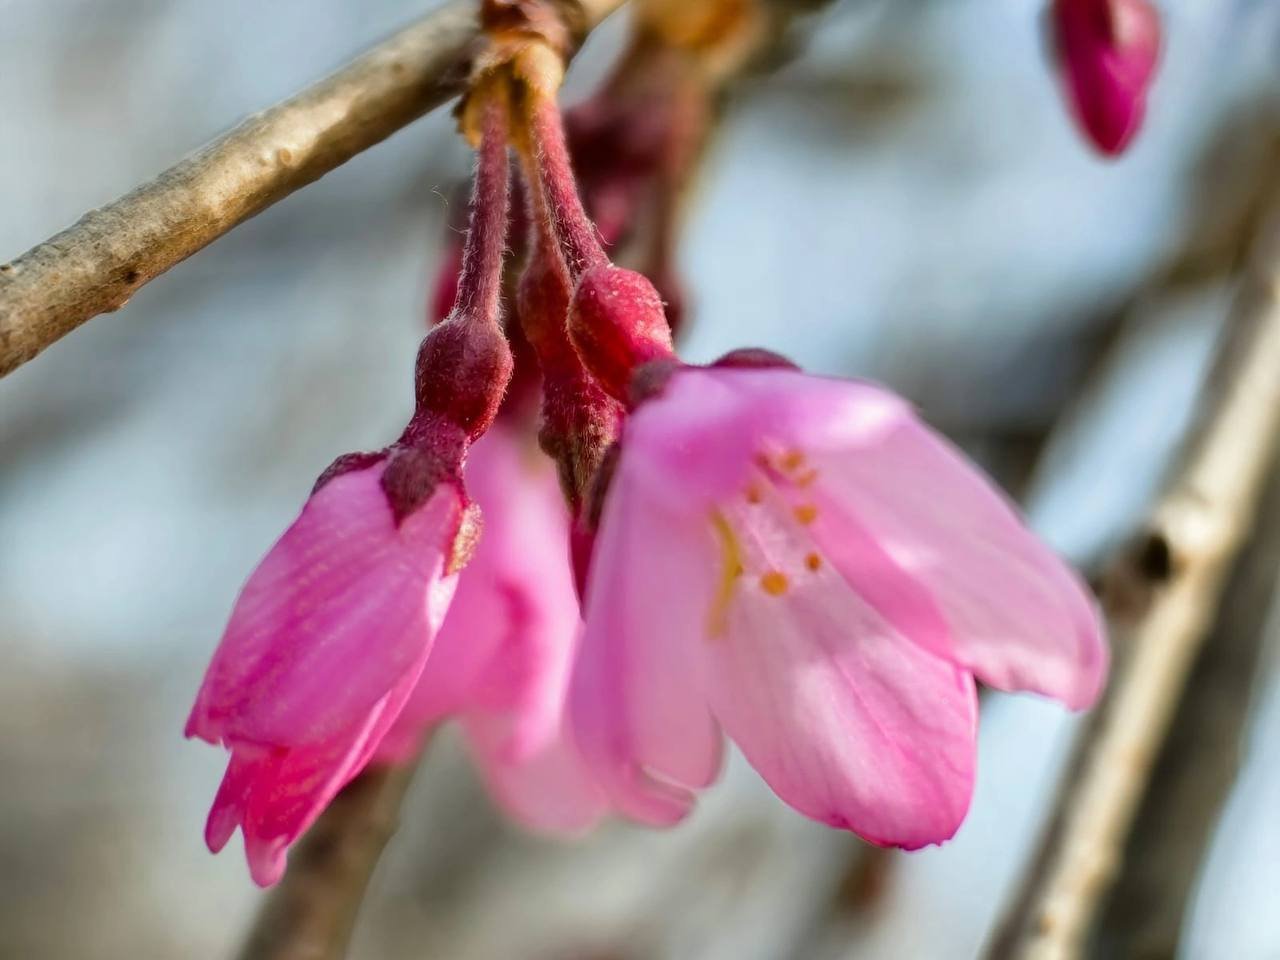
517 227 623 513
413 319 514 441
711 347 800 371
568 264 675 404
312 414 470 527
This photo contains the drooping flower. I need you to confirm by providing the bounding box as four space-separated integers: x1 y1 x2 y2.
375 422 607 833
569 360 1107 843
187 85 516 886
1051 0 1161 156
186 448 472 885
506 34 1106 849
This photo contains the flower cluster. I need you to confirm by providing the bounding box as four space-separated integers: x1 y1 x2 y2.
188 0 1110 886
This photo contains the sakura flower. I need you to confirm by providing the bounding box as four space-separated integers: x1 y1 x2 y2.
186 449 471 885
507 31 1103 848
570 362 1107 846
376 422 607 833
187 85 515 885
1051 0 1161 155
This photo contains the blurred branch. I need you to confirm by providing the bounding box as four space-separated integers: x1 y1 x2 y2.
237 761 419 960
1091 451 1280 958
0 0 625 379
987 195 1280 960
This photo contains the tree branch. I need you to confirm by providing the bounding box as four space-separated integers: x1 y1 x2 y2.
0 0 625 379
986 196 1280 959
1092 450 1280 958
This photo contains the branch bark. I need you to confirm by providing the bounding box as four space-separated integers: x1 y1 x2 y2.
986 196 1280 960
236 762 420 960
0 0 624 379
1091 451 1280 959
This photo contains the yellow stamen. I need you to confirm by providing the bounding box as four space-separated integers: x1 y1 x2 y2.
745 483 762 504
805 553 822 572
795 468 819 488
781 450 805 472
709 511 744 637
794 504 818 525
760 571 789 596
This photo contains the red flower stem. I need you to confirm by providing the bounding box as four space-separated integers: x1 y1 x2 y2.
523 93 610 281
451 93 512 327
406 87 515 442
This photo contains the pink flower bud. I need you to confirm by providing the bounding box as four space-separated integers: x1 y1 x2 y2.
1052 0 1161 156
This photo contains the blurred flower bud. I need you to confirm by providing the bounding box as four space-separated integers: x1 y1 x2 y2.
1052 0 1161 156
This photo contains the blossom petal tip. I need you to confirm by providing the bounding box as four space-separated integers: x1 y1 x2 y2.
247 843 288 888
204 805 239 854
613 769 699 828
183 709 213 743
821 809 965 852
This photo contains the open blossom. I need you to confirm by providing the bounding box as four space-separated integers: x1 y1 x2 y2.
1052 0 1161 155
570 362 1106 845
186 449 470 885
376 423 607 833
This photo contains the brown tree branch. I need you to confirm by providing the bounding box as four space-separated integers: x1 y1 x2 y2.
236 761 420 960
986 196 1280 960
1092 451 1280 959
0 0 625 379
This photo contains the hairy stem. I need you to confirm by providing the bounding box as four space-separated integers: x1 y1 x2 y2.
453 95 512 325
522 93 610 280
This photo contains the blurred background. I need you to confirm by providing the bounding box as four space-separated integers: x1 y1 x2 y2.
2 0 1280 957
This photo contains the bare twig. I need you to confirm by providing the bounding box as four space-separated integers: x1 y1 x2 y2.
0 0 625 379
987 197 1280 959
237 762 420 960
1092 454 1280 959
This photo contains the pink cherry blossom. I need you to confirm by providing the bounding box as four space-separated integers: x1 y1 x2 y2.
187 77 521 887
1052 0 1161 156
186 459 466 885
571 364 1106 846
376 423 607 833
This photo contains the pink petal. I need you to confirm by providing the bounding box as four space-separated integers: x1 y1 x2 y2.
461 710 607 834
452 428 583 757
802 404 1106 709
571 457 724 826
187 466 462 747
635 367 1105 710
378 426 582 763
205 751 257 854
699 500 978 847
206 673 419 887
620 367 909 510
703 590 978 847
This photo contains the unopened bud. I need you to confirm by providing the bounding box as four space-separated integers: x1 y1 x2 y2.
568 265 674 403
1052 0 1160 156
